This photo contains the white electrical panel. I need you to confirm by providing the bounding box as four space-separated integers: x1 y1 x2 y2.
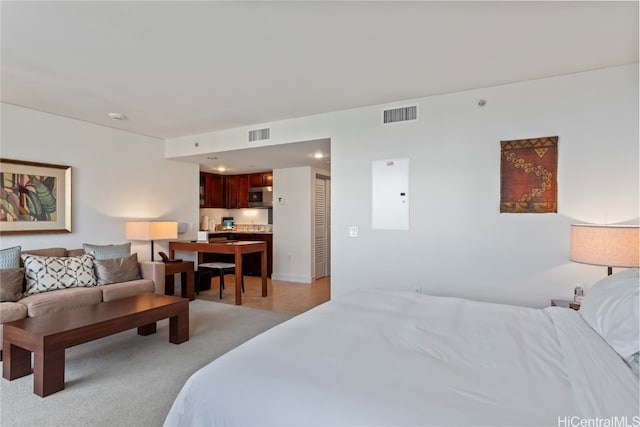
371 158 409 230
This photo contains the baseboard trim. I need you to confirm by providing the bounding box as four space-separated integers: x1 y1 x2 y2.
271 273 313 284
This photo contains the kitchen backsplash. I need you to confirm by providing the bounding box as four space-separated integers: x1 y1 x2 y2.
200 208 270 229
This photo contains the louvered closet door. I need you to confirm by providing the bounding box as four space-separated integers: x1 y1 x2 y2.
315 177 331 279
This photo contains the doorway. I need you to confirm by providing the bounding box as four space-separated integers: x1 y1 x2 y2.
314 175 331 279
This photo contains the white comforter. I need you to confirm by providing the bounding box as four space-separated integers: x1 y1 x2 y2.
164 288 639 426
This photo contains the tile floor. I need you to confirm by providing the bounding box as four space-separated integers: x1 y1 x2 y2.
195 275 331 315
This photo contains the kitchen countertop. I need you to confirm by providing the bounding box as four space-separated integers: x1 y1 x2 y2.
208 230 273 235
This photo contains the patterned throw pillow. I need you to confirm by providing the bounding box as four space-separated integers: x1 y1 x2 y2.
93 253 141 285
0 246 21 269
22 254 97 295
83 242 131 260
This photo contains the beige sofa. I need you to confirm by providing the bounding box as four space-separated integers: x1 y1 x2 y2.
0 247 167 346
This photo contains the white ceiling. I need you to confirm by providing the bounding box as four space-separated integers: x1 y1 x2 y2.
186 138 332 175
1 1 638 172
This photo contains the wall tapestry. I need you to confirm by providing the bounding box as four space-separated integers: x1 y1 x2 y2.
500 136 557 214
0 158 72 234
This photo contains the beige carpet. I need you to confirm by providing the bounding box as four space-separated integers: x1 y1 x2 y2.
0 300 292 427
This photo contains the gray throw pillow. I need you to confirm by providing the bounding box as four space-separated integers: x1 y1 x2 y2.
0 268 24 302
93 253 141 285
0 246 21 269
83 242 131 260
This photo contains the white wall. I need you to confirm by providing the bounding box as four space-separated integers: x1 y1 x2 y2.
331 64 639 308
1 104 199 260
166 64 639 307
272 167 314 283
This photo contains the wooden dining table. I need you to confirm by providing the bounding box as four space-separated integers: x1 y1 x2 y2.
169 240 268 305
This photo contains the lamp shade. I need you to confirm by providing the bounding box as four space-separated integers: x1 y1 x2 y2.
570 224 640 268
125 221 178 241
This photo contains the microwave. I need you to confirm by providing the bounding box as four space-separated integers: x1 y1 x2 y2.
248 186 273 208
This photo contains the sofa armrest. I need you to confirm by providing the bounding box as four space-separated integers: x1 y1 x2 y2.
139 261 166 294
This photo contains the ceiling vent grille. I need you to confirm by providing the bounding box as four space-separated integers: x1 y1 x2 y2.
383 106 417 124
249 128 270 142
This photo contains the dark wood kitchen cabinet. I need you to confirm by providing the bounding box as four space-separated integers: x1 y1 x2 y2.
200 172 225 208
201 172 270 209
225 175 249 209
249 172 273 187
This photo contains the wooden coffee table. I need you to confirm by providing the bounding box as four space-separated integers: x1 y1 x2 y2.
2 293 189 397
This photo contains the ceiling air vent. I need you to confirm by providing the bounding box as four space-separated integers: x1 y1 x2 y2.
249 128 270 142
383 106 417 124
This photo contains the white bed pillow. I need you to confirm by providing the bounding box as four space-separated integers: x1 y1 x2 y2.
579 268 639 362
626 352 639 376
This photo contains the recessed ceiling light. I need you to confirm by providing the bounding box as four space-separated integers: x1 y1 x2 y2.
107 112 125 120
314 153 324 159
207 156 218 160
217 167 226 172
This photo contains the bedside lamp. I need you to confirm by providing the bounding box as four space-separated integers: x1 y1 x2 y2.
570 224 640 275
126 221 178 261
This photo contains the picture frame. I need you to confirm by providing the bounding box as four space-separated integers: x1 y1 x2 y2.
500 136 558 214
0 158 72 234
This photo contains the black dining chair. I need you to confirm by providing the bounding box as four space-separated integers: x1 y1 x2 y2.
196 262 245 299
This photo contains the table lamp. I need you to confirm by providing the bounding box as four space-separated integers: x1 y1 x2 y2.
570 224 640 275
126 221 178 261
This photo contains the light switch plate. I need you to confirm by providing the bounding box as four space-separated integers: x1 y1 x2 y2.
348 226 359 238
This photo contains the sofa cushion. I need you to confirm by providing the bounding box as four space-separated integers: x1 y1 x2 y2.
94 253 141 285
0 268 24 302
83 242 131 260
21 247 68 258
0 301 28 323
67 248 85 257
18 286 103 317
22 253 97 295
101 279 154 302
19 248 69 268
0 246 21 269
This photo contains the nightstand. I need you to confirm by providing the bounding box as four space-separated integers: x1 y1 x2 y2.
550 299 581 310
164 261 195 301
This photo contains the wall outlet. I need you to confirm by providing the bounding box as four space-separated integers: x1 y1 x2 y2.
348 226 359 238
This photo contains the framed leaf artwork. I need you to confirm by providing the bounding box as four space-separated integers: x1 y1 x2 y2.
500 136 558 214
0 158 72 234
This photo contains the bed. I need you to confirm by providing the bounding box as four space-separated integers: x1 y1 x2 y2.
164 269 639 426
